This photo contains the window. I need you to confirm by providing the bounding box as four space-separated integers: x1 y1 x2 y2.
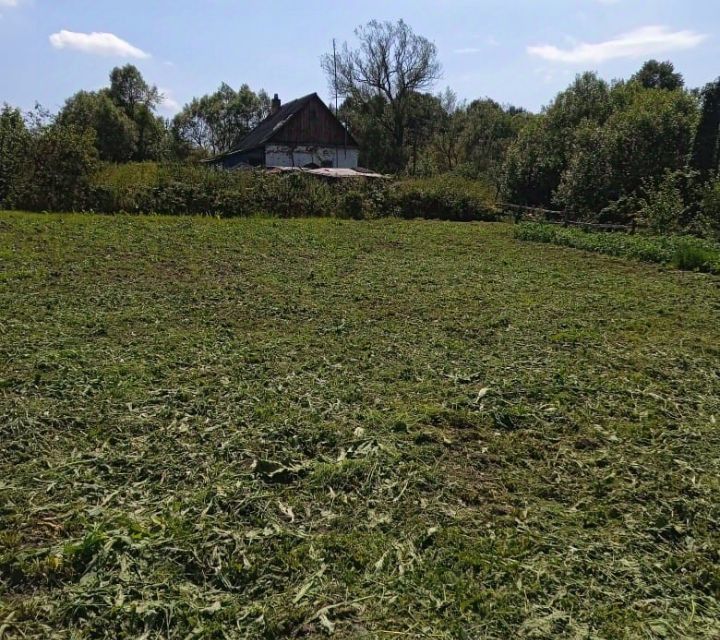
321 160 333 168
309 108 318 121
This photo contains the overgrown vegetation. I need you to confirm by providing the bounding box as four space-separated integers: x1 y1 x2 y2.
2 213 719 638
515 222 720 274
0 145 500 220
502 63 720 238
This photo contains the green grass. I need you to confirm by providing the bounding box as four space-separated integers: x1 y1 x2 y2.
515 222 720 274
1 212 719 639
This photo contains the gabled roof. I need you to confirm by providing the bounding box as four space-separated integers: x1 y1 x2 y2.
229 93 318 155
209 92 358 162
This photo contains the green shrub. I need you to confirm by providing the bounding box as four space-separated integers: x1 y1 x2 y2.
699 178 720 238
515 222 720 274
5 157 501 221
14 124 99 212
391 175 499 221
638 172 686 233
672 241 717 271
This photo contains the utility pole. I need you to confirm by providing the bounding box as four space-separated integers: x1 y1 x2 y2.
333 38 339 168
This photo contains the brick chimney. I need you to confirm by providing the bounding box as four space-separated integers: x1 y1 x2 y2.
271 93 281 114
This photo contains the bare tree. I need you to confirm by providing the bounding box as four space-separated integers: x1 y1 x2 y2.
323 20 441 165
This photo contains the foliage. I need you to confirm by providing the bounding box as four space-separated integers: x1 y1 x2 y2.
57 66 167 163
515 222 720 274
504 65 701 230
555 86 698 219
0 104 30 207
630 59 684 91
391 175 498 220
58 91 138 162
79 163 497 221
699 176 720 236
324 19 442 171
502 115 564 205
172 84 270 157
690 78 720 178
2 214 719 638
13 123 98 212
637 171 689 233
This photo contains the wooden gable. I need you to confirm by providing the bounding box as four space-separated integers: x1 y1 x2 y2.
269 95 357 148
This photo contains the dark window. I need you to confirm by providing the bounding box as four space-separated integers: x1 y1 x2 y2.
309 108 318 121
321 160 333 168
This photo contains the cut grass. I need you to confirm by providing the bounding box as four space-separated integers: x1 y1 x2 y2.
1 212 719 638
515 222 720 274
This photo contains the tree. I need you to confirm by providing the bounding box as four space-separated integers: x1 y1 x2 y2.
690 79 720 178
338 94 398 171
322 19 442 171
404 92 445 174
555 86 698 218
58 91 137 162
56 66 168 162
458 99 528 182
0 104 30 206
18 123 98 211
109 64 161 115
631 60 684 91
502 115 564 206
172 83 270 156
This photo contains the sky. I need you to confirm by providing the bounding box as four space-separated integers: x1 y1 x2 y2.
1 0 719 117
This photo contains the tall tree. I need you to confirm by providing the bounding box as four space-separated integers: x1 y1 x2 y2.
690 79 720 178
57 66 167 162
322 19 442 171
631 60 684 91
109 65 161 115
172 84 269 156
58 91 137 162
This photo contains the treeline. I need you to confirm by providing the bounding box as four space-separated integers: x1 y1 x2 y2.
502 62 720 237
1 19 719 237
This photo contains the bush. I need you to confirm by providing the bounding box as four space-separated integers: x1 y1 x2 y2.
391 176 499 221
3 151 501 221
514 222 720 274
672 241 717 271
638 172 686 233
14 124 98 212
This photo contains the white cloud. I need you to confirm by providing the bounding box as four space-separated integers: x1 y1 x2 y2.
49 30 150 59
528 25 707 64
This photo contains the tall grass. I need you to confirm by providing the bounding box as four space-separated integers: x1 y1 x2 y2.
515 222 720 274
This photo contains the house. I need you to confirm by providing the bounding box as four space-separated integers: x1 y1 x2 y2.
209 93 359 170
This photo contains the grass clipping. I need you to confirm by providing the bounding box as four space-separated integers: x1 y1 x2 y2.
1 212 719 638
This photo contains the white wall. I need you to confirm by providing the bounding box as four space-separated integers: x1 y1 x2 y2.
265 144 359 169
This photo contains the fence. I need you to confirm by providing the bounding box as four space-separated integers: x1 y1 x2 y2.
498 202 639 233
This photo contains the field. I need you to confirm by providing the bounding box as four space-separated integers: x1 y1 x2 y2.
1 212 719 639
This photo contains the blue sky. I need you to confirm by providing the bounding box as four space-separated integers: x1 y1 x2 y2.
1 0 719 116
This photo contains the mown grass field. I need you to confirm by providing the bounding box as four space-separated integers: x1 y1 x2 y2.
1 212 719 639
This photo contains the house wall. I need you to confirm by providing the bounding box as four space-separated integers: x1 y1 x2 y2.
265 144 359 169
